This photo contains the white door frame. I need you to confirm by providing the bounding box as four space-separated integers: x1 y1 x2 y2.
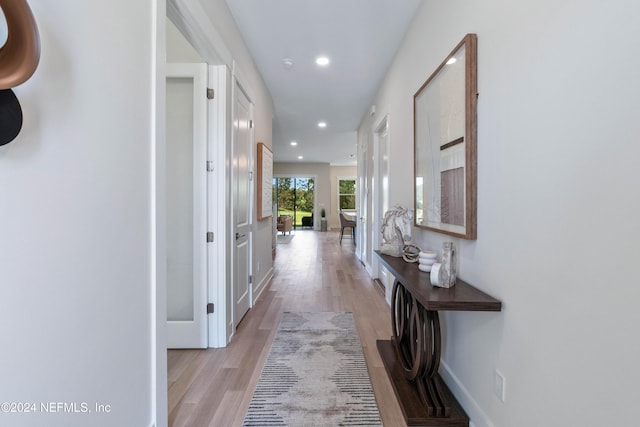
156 2 238 425
356 133 368 264
166 0 236 349
207 64 229 348
372 114 391 304
157 2 258 424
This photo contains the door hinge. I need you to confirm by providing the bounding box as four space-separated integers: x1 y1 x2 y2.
207 303 214 314
206 160 214 172
249 275 252 284
207 88 214 99
248 171 253 181
207 232 214 243
249 120 253 128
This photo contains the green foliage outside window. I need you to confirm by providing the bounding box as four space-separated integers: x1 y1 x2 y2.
272 177 315 226
338 179 356 210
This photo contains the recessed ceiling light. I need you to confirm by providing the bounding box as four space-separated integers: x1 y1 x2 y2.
446 57 457 65
315 56 330 66
318 121 327 128
282 58 294 69
297 155 304 160
290 141 298 146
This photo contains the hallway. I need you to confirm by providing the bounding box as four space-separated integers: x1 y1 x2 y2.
167 230 405 426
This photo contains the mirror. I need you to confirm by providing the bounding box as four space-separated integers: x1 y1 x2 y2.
414 34 477 239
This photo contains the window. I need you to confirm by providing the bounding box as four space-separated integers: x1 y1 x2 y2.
338 178 356 211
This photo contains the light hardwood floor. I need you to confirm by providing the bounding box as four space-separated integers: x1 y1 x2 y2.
168 230 406 426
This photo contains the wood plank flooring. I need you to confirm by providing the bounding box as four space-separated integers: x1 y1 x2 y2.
168 230 406 426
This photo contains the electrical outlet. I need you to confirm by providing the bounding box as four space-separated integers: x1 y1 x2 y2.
494 369 506 402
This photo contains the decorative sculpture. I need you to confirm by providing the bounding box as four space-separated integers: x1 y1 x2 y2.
0 0 41 146
380 205 413 257
402 244 421 263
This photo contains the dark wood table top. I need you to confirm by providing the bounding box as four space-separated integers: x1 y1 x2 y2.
375 251 502 312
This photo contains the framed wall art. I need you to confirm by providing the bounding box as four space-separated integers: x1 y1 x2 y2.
257 142 273 220
414 34 477 239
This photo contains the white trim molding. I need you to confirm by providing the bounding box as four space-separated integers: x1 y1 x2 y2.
440 360 496 427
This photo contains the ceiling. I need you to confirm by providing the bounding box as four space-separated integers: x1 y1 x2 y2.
225 0 422 166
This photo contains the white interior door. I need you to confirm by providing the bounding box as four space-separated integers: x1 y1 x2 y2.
166 63 208 348
232 80 252 327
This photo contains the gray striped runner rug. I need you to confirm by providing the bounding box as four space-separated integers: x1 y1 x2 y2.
243 312 382 426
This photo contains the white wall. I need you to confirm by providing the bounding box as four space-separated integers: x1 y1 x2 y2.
359 0 640 426
0 1 160 426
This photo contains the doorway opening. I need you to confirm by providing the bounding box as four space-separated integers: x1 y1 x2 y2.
273 177 315 230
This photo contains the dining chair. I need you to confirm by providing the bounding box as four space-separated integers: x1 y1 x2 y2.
339 212 357 244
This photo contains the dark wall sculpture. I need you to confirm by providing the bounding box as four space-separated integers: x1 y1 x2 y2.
0 0 41 146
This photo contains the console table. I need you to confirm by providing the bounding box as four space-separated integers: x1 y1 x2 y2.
375 251 502 426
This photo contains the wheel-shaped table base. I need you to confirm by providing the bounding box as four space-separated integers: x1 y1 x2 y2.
377 340 469 426
380 279 469 426
373 251 502 427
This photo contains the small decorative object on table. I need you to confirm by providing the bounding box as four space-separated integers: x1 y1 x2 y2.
380 206 413 257
430 262 442 286
402 244 421 263
418 250 437 273
439 242 456 288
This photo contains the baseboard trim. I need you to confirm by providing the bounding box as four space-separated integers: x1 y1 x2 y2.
373 278 385 296
361 260 372 276
440 360 495 427
252 267 274 305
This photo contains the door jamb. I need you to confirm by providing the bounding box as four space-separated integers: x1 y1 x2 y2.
207 64 229 348
373 114 391 304
372 114 390 277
